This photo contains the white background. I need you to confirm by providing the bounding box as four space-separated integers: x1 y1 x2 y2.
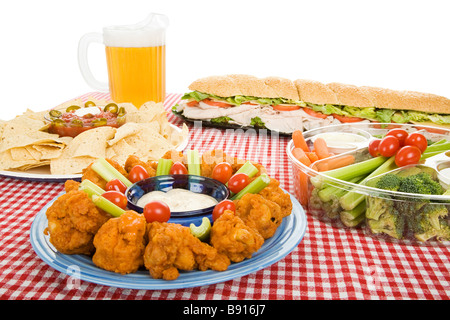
0 0 449 120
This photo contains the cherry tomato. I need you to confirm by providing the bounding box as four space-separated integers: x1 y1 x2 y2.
143 201 171 223
368 139 381 157
128 165 150 183
378 135 400 157
105 178 127 194
169 161 188 175
404 132 427 153
212 162 233 184
212 199 236 221
395 145 422 167
228 173 250 194
386 129 409 147
102 191 128 210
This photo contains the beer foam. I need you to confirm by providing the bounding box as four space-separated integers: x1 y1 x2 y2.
103 14 168 47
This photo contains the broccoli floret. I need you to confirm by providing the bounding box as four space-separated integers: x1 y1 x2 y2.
365 196 394 220
411 204 450 242
422 204 448 230
367 209 405 239
375 173 403 191
397 172 443 195
414 217 450 242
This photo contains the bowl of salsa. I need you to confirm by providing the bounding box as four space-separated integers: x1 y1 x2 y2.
45 101 126 138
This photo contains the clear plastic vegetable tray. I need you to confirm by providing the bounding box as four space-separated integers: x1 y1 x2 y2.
286 123 450 246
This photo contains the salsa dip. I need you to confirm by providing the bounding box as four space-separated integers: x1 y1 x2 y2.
136 188 218 212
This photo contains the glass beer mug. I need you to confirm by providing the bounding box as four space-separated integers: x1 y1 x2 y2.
78 13 169 108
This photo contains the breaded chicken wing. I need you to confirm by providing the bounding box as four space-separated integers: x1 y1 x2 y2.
210 210 264 263
81 158 128 189
144 222 230 280
44 189 111 255
64 179 81 193
259 179 293 217
201 149 230 178
92 210 147 274
234 193 283 239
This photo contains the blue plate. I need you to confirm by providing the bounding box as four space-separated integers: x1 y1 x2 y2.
30 192 307 290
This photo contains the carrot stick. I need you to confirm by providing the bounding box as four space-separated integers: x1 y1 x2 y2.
298 170 309 206
305 152 319 163
292 130 309 152
315 154 356 172
313 137 330 159
292 147 312 166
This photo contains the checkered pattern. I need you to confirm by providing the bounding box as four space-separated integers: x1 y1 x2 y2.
0 92 449 300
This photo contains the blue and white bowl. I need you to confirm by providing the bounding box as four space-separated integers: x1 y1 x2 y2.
126 174 230 226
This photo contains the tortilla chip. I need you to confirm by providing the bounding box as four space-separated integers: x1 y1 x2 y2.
50 155 96 175
70 126 116 159
107 122 159 146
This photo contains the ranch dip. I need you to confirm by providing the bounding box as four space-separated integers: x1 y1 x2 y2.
137 188 218 212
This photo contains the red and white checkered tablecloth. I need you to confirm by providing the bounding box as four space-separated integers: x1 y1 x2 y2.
0 92 449 300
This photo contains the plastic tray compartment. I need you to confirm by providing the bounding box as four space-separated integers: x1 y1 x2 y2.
286 123 450 246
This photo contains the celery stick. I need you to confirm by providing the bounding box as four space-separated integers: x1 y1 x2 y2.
311 156 388 189
424 141 450 154
317 175 365 203
91 158 132 187
340 201 366 228
235 161 259 178
420 150 445 160
79 179 105 197
190 217 211 242
92 194 125 217
231 173 271 200
186 150 201 175
339 156 397 211
156 158 173 176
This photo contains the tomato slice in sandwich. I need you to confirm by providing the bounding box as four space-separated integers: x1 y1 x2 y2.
302 108 328 119
272 104 301 111
186 100 199 107
332 114 364 123
201 99 233 108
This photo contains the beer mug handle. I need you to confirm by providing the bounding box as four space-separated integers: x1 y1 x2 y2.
78 32 109 92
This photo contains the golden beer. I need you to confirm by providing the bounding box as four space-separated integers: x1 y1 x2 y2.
105 45 166 107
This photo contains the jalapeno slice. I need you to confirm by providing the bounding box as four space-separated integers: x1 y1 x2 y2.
66 105 81 112
92 118 107 126
70 119 83 127
104 103 119 113
52 118 66 127
49 109 62 118
84 101 96 108
118 107 126 117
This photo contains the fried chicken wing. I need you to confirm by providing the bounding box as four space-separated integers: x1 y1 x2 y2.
92 210 147 274
81 158 128 189
144 222 230 280
201 149 229 178
210 210 264 263
234 193 283 239
64 179 81 193
259 178 293 217
44 189 111 255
